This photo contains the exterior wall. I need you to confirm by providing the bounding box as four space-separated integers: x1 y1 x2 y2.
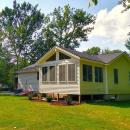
18 72 39 91
80 59 106 95
107 55 130 94
39 58 80 95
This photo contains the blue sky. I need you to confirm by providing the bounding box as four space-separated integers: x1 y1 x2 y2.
0 0 130 52
0 0 118 14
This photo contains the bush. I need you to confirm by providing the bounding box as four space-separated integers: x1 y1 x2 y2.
28 92 34 100
46 96 52 102
64 95 72 104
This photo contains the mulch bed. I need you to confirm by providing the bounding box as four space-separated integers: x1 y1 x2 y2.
50 101 80 106
30 98 80 106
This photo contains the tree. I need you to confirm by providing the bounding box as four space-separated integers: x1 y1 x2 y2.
30 5 95 62
125 34 130 50
86 47 101 55
0 0 44 69
102 48 122 54
0 43 15 87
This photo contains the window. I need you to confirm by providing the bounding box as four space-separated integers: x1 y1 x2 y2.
95 67 103 82
59 52 71 60
37 72 39 80
46 53 56 61
50 66 56 81
114 69 118 84
83 64 92 82
59 65 66 82
128 72 130 84
42 67 48 81
68 64 76 82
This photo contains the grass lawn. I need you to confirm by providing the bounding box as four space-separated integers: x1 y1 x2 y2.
0 96 130 130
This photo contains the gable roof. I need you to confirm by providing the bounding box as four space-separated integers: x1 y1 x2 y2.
17 46 128 73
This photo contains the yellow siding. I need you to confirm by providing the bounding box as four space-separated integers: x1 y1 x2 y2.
80 59 105 95
107 55 130 94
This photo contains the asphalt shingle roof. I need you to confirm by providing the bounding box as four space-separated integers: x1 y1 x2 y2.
17 46 124 73
60 46 123 63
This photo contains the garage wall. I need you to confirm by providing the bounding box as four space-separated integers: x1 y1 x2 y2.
18 72 39 91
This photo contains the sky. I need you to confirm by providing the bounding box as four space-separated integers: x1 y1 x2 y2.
0 0 130 52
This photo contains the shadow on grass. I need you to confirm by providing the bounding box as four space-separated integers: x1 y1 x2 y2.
86 100 130 108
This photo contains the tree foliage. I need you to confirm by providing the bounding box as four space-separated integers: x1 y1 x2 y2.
86 47 101 55
85 47 122 55
102 48 122 54
31 5 95 62
0 0 44 69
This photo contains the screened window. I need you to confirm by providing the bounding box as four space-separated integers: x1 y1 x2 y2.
50 66 56 81
114 69 118 84
95 67 103 82
68 64 76 82
42 67 48 81
59 52 71 60
83 64 92 82
59 65 66 82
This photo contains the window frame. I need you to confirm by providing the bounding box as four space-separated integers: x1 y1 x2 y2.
82 64 93 82
59 64 66 82
42 67 48 82
49 65 56 82
95 67 103 83
68 63 76 82
114 69 118 84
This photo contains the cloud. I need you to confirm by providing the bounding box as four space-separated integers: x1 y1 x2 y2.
90 4 130 43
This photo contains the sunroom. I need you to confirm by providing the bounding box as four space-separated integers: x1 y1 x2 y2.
38 48 80 95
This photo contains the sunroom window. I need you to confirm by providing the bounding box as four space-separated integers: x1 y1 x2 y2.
50 66 56 81
59 65 66 82
68 64 76 82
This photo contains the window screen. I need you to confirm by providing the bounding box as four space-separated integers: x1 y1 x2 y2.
50 66 56 81
68 64 76 82
59 65 66 82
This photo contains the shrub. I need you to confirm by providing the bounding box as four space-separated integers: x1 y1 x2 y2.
28 92 34 100
46 96 52 102
65 95 72 104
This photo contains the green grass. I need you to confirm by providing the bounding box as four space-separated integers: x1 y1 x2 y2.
0 96 130 130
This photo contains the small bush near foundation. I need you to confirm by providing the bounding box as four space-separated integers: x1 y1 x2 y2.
47 96 52 102
28 92 34 100
64 96 72 104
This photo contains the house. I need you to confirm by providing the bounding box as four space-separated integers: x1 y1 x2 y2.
17 46 130 102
